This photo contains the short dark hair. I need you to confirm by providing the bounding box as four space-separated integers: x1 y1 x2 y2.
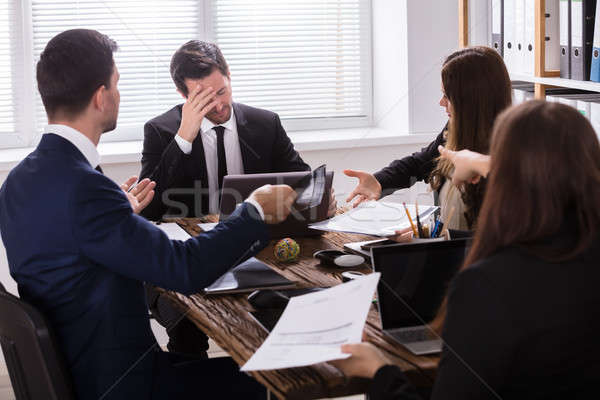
170 40 229 97
36 29 118 119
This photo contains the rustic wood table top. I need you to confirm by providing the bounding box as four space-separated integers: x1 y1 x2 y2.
163 215 439 400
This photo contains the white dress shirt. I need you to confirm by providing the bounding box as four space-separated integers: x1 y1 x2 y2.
174 108 264 219
44 124 100 169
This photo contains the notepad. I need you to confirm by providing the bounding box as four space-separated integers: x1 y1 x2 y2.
309 201 438 237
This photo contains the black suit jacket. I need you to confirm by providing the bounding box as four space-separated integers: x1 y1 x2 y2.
374 123 447 195
368 230 600 400
140 102 310 220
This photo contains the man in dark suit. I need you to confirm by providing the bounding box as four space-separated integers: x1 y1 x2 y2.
140 40 311 221
0 29 296 400
140 40 337 355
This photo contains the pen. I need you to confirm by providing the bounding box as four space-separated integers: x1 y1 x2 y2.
415 201 424 238
402 202 418 237
127 182 138 193
431 218 441 238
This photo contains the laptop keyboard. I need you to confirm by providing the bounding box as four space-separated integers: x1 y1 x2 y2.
389 327 431 344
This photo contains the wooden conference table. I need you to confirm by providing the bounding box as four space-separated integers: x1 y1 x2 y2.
162 215 440 399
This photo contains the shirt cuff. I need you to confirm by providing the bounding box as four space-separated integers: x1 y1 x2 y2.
174 134 193 154
244 198 265 221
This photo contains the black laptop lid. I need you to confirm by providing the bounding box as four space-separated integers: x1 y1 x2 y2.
372 239 469 330
218 171 333 238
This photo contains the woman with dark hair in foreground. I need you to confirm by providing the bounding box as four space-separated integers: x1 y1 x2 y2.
332 101 600 399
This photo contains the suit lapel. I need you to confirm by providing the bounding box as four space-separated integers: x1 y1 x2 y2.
233 103 262 173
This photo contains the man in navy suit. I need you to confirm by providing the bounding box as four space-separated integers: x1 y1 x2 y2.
0 29 296 400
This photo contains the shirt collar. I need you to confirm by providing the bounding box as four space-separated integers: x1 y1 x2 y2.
201 106 235 134
44 124 100 168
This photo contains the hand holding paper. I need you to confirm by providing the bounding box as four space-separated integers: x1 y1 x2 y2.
241 273 380 371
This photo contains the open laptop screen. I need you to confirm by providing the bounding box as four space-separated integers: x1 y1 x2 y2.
372 239 469 330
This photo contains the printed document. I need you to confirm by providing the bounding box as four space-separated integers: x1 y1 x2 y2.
241 272 380 371
197 222 218 232
155 222 191 241
309 201 437 236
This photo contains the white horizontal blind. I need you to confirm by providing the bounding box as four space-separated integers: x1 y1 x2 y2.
0 0 19 146
31 0 201 139
212 0 371 125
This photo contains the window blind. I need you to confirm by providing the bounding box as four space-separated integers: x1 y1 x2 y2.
212 0 371 123
31 0 200 138
0 0 18 144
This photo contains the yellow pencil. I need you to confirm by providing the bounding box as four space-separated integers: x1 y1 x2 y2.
402 202 418 237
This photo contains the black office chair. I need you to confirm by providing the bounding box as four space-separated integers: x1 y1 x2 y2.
0 282 75 399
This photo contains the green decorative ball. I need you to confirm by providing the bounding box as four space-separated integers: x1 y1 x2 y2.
274 238 300 262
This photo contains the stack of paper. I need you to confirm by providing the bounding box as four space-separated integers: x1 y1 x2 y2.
155 222 191 241
241 272 380 371
309 201 437 237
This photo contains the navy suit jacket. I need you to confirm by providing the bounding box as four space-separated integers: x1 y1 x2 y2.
0 134 269 399
140 102 310 220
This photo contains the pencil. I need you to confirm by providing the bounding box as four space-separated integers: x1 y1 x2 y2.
442 206 456 237
415 200 424 238
402 202 418 237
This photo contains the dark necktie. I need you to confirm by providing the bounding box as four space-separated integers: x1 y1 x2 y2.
95 165 103 174
214 126 227 190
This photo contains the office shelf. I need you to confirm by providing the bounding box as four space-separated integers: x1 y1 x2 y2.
510 73 600 92
458 0 600 97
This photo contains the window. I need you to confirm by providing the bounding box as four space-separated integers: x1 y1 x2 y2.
0 0 21 148
212 0 372 130
31 0 202 142
1 0 371 149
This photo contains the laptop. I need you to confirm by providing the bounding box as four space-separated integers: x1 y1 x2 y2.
219 170 334 238
371 239 469 355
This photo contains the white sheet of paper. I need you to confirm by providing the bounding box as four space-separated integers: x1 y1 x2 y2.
309 201 437 236
241 272 380 371
197 222 218 232
155 222 191 241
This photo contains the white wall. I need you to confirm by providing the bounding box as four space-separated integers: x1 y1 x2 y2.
371 0 459 136
405 0 459 135
372 0 410 134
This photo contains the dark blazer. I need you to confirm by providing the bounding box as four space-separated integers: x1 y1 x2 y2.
374 124 447 195
0 134 270 400
140 102 310 220
368 232 600 400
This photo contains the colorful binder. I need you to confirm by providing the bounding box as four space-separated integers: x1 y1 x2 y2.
504 0 518 72
570 0 597 80
590 0 600 80
492 0 504 57
560 0 572 78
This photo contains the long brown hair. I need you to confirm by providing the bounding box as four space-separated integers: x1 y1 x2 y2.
431 100 600 333
430 46 512 228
